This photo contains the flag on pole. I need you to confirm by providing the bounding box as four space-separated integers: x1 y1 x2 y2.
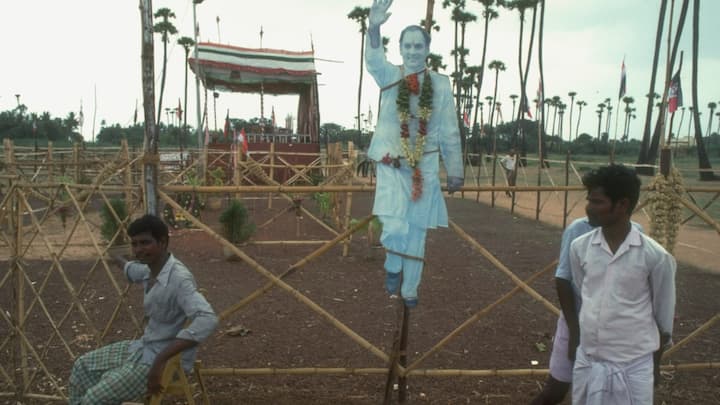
240 127 248 154
668 69 683 114
463 109 470 127
223 110 230 139
618 59 627 100
536 80 543 107
176 98 183 122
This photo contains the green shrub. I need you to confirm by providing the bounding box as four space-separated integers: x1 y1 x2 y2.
219 200 255 244
100 198 128 245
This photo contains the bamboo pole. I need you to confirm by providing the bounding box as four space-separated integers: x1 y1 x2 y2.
72 142 81 183
159 192 390 363
47 142 53 183
405 259 556 373
11 176 28 397
268 142 275 209
122 139 133 210
563 150 570 229
679 196 720 235
219 215 374 320
342 190 352 257
664 313 720 357
234 141 241 200
681 192 719 225
449 220 560 315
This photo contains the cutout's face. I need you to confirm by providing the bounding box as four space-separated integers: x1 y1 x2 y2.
131 231 167 267
400 30 429 72
585 187 626 227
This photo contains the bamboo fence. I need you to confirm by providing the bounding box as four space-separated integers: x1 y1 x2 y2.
0 139 719 402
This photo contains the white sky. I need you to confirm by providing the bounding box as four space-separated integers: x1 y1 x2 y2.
2 0 719 141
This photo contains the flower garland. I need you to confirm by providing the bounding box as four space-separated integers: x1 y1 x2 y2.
647 167 684 254
396 70 433 200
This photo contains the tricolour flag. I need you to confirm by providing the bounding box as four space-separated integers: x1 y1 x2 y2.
463 109 470 127
618 59 627 100
522 91 532 118
668 69 683 114
223 110 230 139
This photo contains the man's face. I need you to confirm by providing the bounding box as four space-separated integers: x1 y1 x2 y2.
131 231 167 267
585 187 626 227
400 30 429 72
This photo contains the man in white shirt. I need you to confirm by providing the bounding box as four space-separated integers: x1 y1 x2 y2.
569 164 676 405
499 149 516 196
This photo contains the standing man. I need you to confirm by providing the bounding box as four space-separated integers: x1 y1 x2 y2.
500 149 516 197
366 0 464 308
570 165 675 404
69 215 218 404
530 217 643 405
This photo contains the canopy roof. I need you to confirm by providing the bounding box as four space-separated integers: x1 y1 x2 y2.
188 42 318 95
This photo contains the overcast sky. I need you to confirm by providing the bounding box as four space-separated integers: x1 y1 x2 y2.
2 0 719 142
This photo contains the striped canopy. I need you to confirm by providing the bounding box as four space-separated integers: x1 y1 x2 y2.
188 42 318 95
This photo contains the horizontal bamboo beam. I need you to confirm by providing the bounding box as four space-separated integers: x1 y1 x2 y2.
249 240 330 245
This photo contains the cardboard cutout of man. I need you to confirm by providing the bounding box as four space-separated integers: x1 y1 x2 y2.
366 0 463 307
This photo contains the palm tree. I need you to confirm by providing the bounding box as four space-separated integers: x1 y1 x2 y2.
621 96 635 141
140 0 159 215
637 0 668 174
488 60 506 137
426 53 446 72
471 0 499 132
596 103 606 140
347 6 370 142
177 36 194 164
715 111 720 134
453 8 477 149
424 0 437 32
574 100 587 140
603 97 613 136
509 94 519 121
153 7 178 128
706 102 717 137
567 91 577 140
690 0 715 180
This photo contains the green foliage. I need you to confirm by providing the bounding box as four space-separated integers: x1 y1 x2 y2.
100 198 128 245
219 200 255 244
312 192 331 218
209 167 225 186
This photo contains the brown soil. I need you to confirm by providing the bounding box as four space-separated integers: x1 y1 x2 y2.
1 192 719 404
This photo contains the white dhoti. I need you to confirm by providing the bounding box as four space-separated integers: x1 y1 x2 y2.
572 347 653 405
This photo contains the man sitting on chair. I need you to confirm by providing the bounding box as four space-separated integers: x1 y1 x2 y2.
69 214 218 404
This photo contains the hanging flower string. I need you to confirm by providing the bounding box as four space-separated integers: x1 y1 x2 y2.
396 70 433 200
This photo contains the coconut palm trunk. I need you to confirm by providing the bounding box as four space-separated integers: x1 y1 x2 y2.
690 0 716 180
636 0 668 175
348 7 370 142
140 0 158 215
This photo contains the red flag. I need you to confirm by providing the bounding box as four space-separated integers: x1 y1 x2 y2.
668 69 683 114
240 128 248 154
176 98 183 121
463 110 470 127
618 59 627 100
223 110 230 139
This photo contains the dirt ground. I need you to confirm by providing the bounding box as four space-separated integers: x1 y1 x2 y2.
1 189 719 404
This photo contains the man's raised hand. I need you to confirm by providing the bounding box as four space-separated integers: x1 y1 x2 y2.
369 0 393 28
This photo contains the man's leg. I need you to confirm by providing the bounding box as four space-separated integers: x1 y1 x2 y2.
530 317 572 404
69 340 131 404
380 217 408 294
80 359 151 405
399 224 427 306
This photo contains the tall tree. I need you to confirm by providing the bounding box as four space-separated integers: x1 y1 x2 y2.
424 0 437 33
141 0 159 215
706 102 717 137
488 59 506 156
567 91 577 141
177 35 195 163
690 0 715 180
347 6 371 138
153 7 177 129
471 0 499 132
636 0 668 174
575 100 587 140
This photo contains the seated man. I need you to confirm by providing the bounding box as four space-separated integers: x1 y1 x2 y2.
69 214 218 404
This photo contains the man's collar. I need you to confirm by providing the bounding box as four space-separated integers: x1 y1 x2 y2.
152 253 176 287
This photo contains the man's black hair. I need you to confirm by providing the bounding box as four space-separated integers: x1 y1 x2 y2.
582 164 641 213
399 25 431 47
127 214 169 242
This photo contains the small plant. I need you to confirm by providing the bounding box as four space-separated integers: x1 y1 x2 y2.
219 200 255 244
209 167 225 186
312 192 331 219
100 198 128 245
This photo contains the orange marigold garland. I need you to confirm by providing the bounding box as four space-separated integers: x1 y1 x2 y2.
396 70 433 201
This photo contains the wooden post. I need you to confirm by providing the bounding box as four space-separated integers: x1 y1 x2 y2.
563 150 570 229
73 142 81 183
121 139 133 211
490 154 497 207
11 179 28 397
47 142 54 183
342 142 356 257
397 305 410 402
233 143 241 200
660 147 672 177
268 142 275 209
